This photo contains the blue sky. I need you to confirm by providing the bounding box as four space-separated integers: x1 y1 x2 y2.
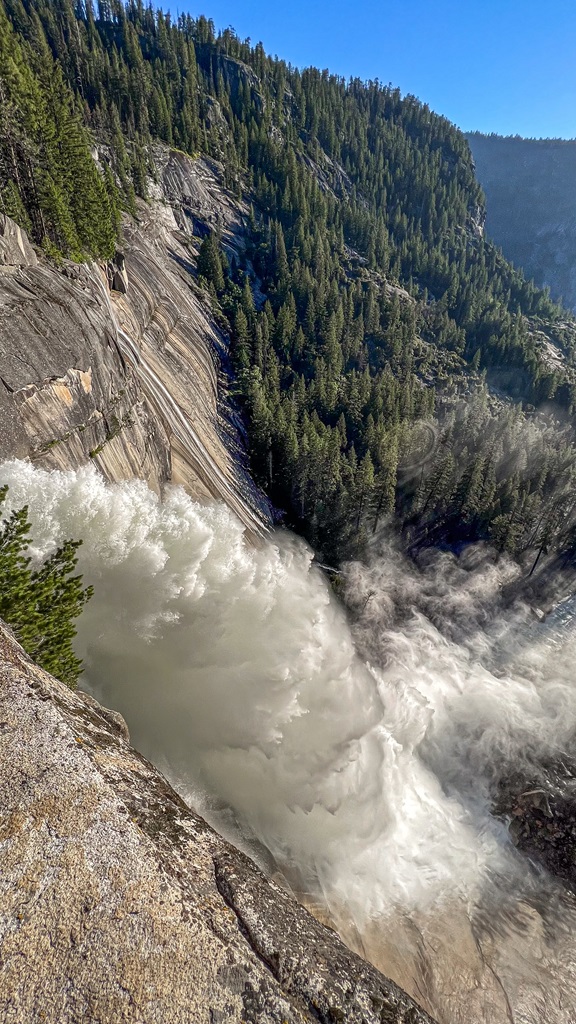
171 0 576 139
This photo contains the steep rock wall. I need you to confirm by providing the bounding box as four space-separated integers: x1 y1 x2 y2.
0 146 269 535
0 223 171 491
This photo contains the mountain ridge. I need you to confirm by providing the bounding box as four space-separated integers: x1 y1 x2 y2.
467 132 576 313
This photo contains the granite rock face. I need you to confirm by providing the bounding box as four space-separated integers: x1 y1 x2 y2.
0 622 435 1024
0 144 269 535
0 213 170 489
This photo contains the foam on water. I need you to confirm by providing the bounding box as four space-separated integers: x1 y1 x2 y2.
2 459 576 939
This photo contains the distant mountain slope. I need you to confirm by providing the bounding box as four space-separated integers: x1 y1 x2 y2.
467 133 576 311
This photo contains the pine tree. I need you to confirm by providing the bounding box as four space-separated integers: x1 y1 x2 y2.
0 486 93 688
197 231 225 292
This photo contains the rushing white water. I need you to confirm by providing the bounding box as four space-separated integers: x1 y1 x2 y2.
3 458 576 1021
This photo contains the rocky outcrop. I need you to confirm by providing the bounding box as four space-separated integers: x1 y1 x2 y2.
217 53 264 113
0 217 170 489
0 145 269 534
0 621 434 1024
158 148 248 250
495 761 576 888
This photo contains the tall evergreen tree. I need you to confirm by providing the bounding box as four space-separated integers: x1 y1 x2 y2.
0 486 93 688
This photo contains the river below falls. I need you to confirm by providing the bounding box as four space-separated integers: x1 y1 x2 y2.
3 458 576 1023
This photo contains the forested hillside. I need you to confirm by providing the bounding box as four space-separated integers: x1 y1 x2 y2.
2 0 576 564
0 2 119 258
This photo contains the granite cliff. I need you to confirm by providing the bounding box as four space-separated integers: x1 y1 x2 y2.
2 16 576 1018
0 144 268 535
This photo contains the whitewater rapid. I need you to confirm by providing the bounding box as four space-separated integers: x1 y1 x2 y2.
3 459 576 1022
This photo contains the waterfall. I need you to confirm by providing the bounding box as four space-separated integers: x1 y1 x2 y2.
3 458 576 1023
